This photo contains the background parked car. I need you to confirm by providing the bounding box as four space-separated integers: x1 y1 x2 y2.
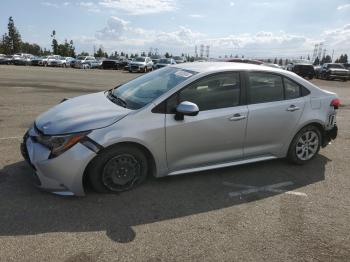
154 58 176 69
225 58 264 65
30 56 44 66
129 56 153 72
173 56 187 64
102 58 119 70
0 55 13 64
12 53 34 65
315 63 349 81
46 55 62 67
74 56 99 69
38 56 48 66
286 62 315 79
263 63 282 69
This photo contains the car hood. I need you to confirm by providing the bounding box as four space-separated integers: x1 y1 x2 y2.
131 61 146 65
35 92 131 135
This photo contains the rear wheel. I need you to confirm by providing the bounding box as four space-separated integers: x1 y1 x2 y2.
287 125 321 165
87 145 148 193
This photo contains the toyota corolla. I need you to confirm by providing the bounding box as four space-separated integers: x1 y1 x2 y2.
21 63 339 196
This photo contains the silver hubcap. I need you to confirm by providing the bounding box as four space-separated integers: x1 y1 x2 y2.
296 131 319 161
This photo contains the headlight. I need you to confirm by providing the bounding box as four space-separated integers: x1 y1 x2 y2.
36 131 90 158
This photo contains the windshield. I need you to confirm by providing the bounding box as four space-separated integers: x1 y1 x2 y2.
77 56 86 60
134 57 146 62
111 67 197 109
159 59 171 64
328 64 344 69
48 56 56 59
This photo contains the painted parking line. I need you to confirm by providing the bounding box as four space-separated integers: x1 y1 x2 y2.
223 181 307 197
0 136 21 141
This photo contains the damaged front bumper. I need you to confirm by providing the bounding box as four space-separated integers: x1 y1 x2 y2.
20 127 96 196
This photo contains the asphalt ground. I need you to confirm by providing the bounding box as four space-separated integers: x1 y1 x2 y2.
0 65 349 262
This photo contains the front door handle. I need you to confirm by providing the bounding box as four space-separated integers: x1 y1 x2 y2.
287 105 300 112
229 114 246 121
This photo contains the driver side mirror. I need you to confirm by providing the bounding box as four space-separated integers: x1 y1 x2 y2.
175 101 199 120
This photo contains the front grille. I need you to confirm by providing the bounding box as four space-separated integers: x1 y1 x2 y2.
131 65 139 70
333 72 347 76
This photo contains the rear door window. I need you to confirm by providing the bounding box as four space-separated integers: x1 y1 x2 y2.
247 72 284 104
284 78 301 99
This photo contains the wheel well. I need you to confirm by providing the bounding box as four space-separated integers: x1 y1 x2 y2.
82 142 157 189
289 122 325 149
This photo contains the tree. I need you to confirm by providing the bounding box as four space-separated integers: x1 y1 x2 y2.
307 54 310 61
7 17 22 54
78 51 89 56
20 42 42 56
165 52 170 58
94 47 104 58
321 55 332 65
69 40 75 57
51 30 58 54
1 33 11 54
273 57 277 64
338 54 348 63
141 51 146 57
313 56 320 65
278 58 283 66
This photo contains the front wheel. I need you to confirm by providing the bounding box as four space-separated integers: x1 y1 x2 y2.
87 146 148 193
287 126 321 165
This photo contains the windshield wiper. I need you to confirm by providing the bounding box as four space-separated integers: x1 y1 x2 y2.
108 90 128 108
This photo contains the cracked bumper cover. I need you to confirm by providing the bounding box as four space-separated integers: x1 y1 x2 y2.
20 128 96 196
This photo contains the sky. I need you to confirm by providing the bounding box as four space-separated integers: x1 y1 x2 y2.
1 0 350 59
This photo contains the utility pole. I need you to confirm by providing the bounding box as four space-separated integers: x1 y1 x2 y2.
331 49 334 62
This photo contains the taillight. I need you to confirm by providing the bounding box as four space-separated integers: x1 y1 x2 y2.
330 98 341 109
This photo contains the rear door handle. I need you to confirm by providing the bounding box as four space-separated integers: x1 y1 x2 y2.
229 114 246 121
287 105 300 112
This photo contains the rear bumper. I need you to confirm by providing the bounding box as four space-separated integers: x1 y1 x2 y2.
322 125 338 147
20 128 96 196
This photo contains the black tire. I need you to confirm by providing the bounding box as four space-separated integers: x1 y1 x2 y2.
87 145 148 193
287 125 321 165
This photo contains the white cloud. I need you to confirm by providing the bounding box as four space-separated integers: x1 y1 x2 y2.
95 16 129 40
98 0 177 15
42 1 72 8
337 4 350 10
41 2 59 8
78 16 350 58
229 2 235 7
78 1 101 12
322 24 350 52
189 14 205 18
79 2 94 7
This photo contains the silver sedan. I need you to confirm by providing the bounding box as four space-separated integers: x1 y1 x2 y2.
21 62 339 196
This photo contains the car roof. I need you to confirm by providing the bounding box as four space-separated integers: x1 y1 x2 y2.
173 62 285 74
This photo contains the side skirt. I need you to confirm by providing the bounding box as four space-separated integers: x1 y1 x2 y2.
167 155 277 176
